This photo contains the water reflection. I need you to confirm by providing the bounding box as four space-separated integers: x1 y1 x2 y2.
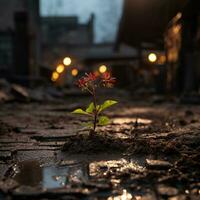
14 161 42 187
14 160 88 189
14 158 145 191
107 189 132 200
90 159 145 178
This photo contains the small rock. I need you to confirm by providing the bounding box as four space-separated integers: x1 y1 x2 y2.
59 160 78 166
158 184 178 197
0 179 19 193
0 90 11 102
169 195 187 200
146 159 172 170
11 84 29 101
134 194 157 200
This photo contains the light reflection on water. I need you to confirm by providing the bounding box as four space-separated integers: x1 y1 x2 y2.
14 161 88 189
107 189 132 200
14 158 145 190
90 159 145 177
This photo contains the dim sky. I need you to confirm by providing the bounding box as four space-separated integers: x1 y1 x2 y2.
40 0 123 43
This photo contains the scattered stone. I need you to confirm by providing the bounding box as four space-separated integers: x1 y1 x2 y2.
134 194 157 200
158 184 179 197
59 160 78 166
169 195 187 200
0 90 11 102
146 159 172 170
0 179 19 193
11 84 29 101
4 164 19 178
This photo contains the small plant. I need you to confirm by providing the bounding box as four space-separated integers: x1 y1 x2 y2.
72 72 118 133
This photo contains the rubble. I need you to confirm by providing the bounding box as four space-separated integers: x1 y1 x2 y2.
0 92 200 199
11 84 29 101
146 159 173 170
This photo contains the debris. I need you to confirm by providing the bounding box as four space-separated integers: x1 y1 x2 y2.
11 84 29 101
157 184 179 197
146 159 172 170
0 179 19 193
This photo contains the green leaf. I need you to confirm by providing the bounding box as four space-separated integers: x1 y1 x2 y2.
98 116 110 126
99 100 118 112
71 108 89 115
86 102 94 113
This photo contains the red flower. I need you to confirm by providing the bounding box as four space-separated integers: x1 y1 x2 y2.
76 73 98 89
101 72 116 87
76 78 87 88
85 72 98 81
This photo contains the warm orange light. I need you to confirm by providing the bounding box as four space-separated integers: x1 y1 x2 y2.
51 71 59 82
94 71 100 77
99 65 107 73
71 68 78 76
56 64 65 74
63 57 72 66
176 12 182 20
159 55 166 64
148 53 157 63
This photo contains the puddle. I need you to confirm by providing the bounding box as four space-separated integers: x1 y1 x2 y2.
14 160 88 189
107 189 133 200
14 158 145 190
8 157 192 199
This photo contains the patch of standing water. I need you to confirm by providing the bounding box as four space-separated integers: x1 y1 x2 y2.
14 160 88 189
14 158 145 190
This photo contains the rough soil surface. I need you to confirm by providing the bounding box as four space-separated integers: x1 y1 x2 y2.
0 91 200 199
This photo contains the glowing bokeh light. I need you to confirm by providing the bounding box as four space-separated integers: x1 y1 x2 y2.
148 53 157 63
158 55 166 64
71 68 79 76
99 65 107 73
56 64 65 73
63 57 72 66
51 71 59 82
94 71 100 77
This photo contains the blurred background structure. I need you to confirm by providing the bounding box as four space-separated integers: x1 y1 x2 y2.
0 0 200 96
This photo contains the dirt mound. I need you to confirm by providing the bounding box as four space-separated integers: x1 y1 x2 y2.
62 133 130 153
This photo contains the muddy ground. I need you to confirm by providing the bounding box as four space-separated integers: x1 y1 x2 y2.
0 90 200 200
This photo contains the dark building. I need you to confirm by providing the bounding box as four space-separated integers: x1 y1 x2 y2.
117 0 200 94
41 15 94 68
0 0 40 83
165 0 200 94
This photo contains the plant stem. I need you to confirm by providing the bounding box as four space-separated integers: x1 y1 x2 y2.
92 87 97 133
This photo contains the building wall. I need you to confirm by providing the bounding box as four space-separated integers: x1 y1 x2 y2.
0 0 40 80
41 15 94 68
